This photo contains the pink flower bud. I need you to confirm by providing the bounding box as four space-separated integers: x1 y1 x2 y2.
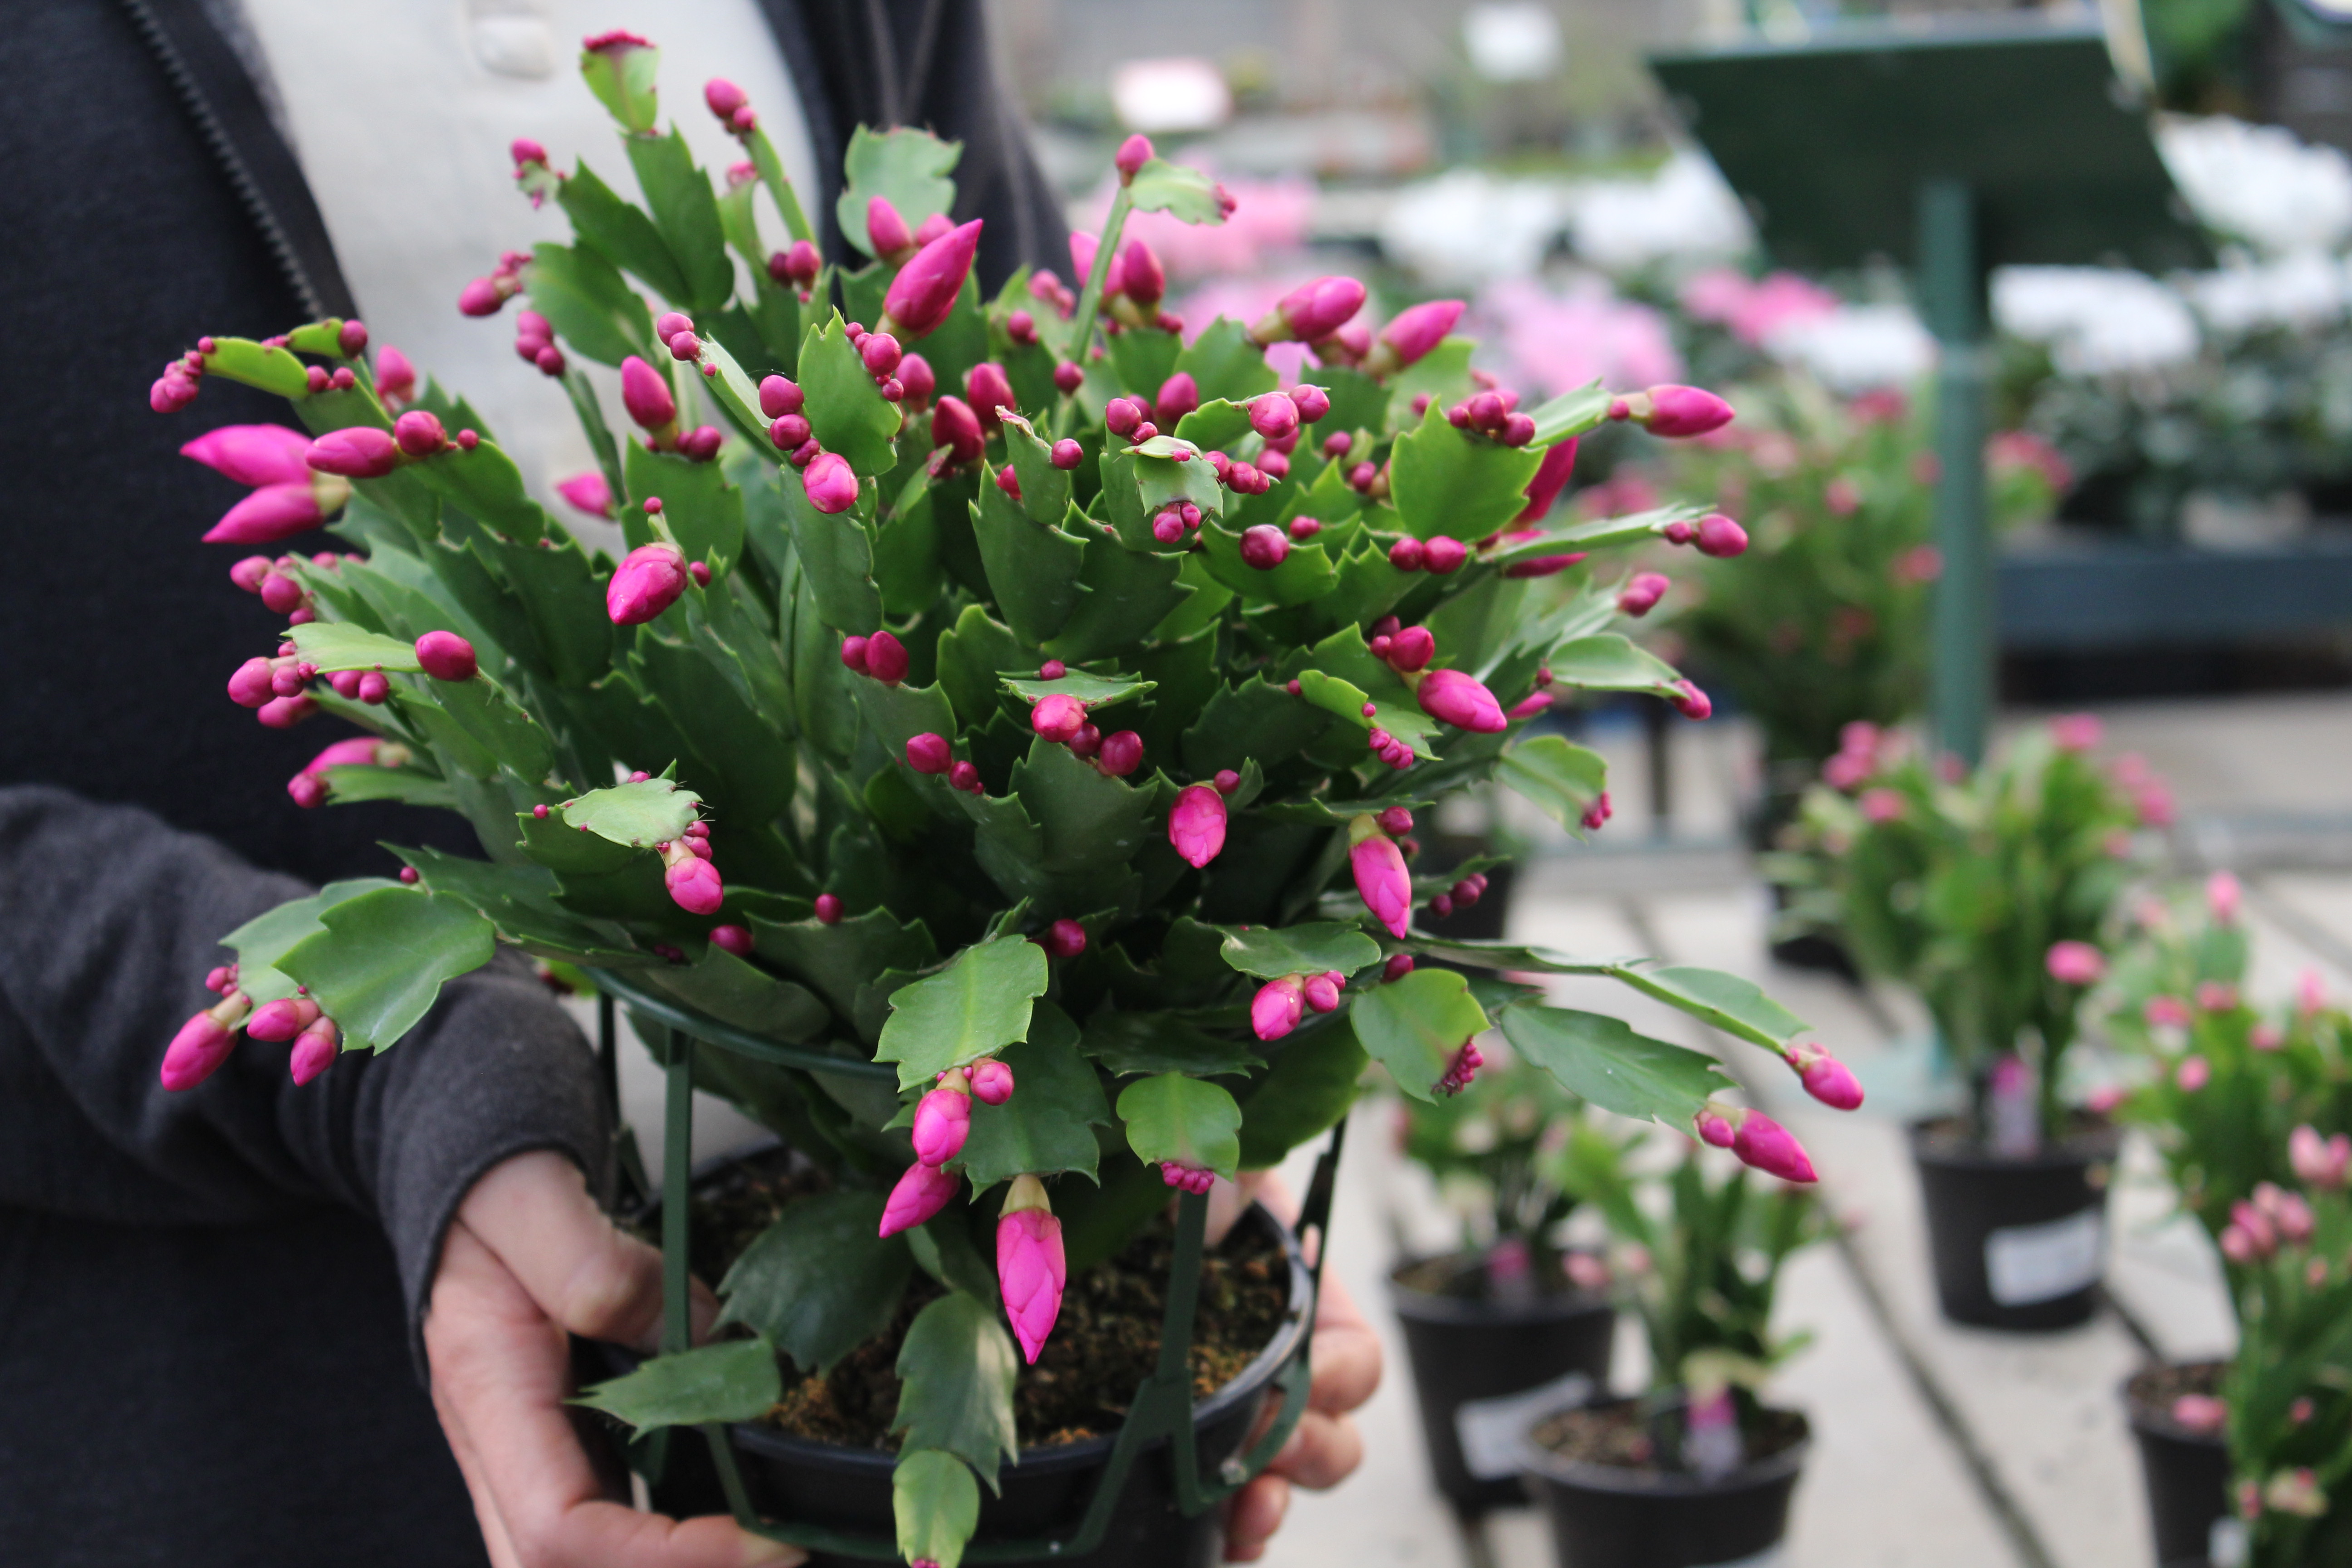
256 694 318 729
1376 300 1465 371
913 212 953 249
997 1178 1066 1363
356 671 390 705
1053 360 1085 395
205 483 328 545
1518 436 1579 524
458 276 511 317
856 629 906 686
1383 953 1416 982
1788 1041 1864 1110
1261 276 1367 344
1169 784 1228 868
550 471 613 520
182 423 313 487
912 1081 973 1166
1115 133 1154 181
287 1015 340 1085
227 657 277 709
1161 1161 1215 1195
1638 385 1735 439
304 427 401 479
1095 730 1143 778
1422 535 1467 574
1032 918 1087 961
373 346 416 402
2290 1125 2352 1188
906 733 952 774
861 332 903 379
1032 694 1086 744
1387 627 1435 672
1672 680 1712 721
1416 667 1505 733
703 77 748 121
1239 525 1290 570
1155 371 1199 426
813 892 844 924
803 452 859 514
1387 536 1426 572
607 543 689 625
1580 791 1614 831
2046 941 2105 987
1105 397 1144 437
1733 1108 1816 1182
1303 972 1343 1013
1349 826 1412 938
1049 438 1084 470
415 631 477 682
710 925 754 957
879 1161 960 1237
664 852 725 916
678 425 723 462
2050 713 2102 752
966 362 1016 426
2177 1055 2211 1092
880 217 983 340
619 356 676 432
971 1058 1015 1106
1617 572 1670 617
866 196 913 259
245 995 322 1043
1121 239 1166 308
2206 870 2242 925
1253 975 1307 1041
1249 392 1299 444
160 1004 243 1091
931 395 985 465
948 760 981 794
392 410 446 457
1695 514 1748 558
779 240 822 288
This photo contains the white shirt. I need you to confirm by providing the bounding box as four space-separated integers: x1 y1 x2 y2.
238 0 823 516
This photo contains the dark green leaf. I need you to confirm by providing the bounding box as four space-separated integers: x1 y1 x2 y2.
623 128 735 314
435 673 556 782
783 465 884 635
624 442 745 571
1545 633 1685 698
1173 318 1277 405
1387 401 1542 542
718 1191 912 1373
1080 1011 1264 1079
998 413 1072 526
1042 533 1191 665
1612 965 1809 1051
1196 519 1338 607
1385 338 1475 431
559 162 691 304
317 764 455 809
392 845 639 963
220 879 399 1005
1178 675 1331 777
892 1293 1019 1491
1237 1017 1367 1168
642 946 833 1043
571 1338 780 1434
957 1004 1109 1187
971 484 1085 646
1499 1005 1734 1126
1173 399 1253 452
1216 921 1382 981
564 775 702 848
893 1450 980 1568
525 241 653 365
1496 735 1609 834
936 605 1023 730
1116 1073 1243 1178
798 314 901 475
277 886 498 1050
996 668 1153 708
1008 739 1154 873
876 936 1049 1088
751 904 937 1020
1348 967 1489 1103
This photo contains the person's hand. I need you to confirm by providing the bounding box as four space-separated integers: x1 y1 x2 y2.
425 1150 806 1568
1212 1174 1383 1563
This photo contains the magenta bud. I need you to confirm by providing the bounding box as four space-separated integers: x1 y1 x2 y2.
1038 660 1067 680
769 413 812 451
879 1160 960 1237
703 77 749 120
840 636 869 674
392 410 446 457
760 375 805 421
414 631 477 682
356 671 390 704
1617 572 1670 617
1155 371 1199 426
1169 784 1229 868
1303 972 1343 1013
898 353 936 407
882 219 983 340
181 423 314 487
948 760 981 794
664 330 701 362
1581 792 1612 831
1049 438 1084 470
664 854 725 916
1240 524 1291 570
256 695 317 729
1695 514 1748 558
1663 521 1695 546
995 464 1023 502
1377 300 1465 370
1249 392 1299 444
1120 239 1166 308
1350 828 1412 939
457 277 508 317
1422 535 1467 574
202 483 324 545
931 396 984 464
1499 412 1536 447
911 1083 973 1166
803 452 859 514
304 427 401 479
814 893 844 924
906 733 952 774
1214 769 1241 796
1068 724 1101 759
1672 680 1712 721
966 361 1016 426
160 1008 240 1092
710 925 754 957
338 319 369 356
269 659 307 697
607 542 689 625
1104 397 1144 437
1417 667 1506 733
1097 730 1143 777
1006 309 1038 347
246 996 321 1042
1151 511 1184 544
913 212 953 248
678 425 723 462
1694 1105 1736 1148
1032 693 1086 744
970 1058 1015 1106
863 630 909 685
1253 975 1307 1041
327 669 363 700
1388 536 1426 572
1387 626 1435 671
1115 133 1154 181
260 573 308 617
619 356 676 432
373 346 416 402
1294 384 1332 424
862 332 904 378
286 772 328 808
996 1191 1066 1364
1734 1108 1817 1183
1054 360 1085 395
510 137 547 166
780 240 821 287
866 196 913 259
1043 918 1088 959
288 1017 340 1085
1790 1042 1865 1111
1262 275 1367 344
1639 385 1736 439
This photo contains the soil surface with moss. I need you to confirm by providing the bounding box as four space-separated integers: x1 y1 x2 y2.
659 1147 1294 1452
1532 1401 1808 1474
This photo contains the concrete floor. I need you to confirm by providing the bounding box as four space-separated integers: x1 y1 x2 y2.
594 692 2352 1568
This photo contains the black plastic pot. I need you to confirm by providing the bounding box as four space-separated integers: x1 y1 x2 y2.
1523 1401 1809 1568
607 1196 1313 1568
1910 1120 2119 1330
1387 1252 1617 1514
2124 1365 2230 1568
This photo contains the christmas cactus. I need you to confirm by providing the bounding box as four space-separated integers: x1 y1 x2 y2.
148 34 1852 1566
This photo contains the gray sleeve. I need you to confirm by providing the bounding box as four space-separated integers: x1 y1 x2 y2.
0 785 613 1369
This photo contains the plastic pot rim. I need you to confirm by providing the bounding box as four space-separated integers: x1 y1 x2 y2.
1386 1249 1615 1329
1519 1398 1812 1499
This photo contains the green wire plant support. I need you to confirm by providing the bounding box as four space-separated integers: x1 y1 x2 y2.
591 968 1343 1563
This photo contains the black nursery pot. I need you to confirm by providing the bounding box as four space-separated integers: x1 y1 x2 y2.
1910 1120 2119 1330
2124 1364 2230 1568
612 1198 1313 1568
1523 1401 1809 1568
1387 1252 1617 1514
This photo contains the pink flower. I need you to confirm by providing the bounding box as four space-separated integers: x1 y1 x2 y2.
1416 667 1506 733
2145 995 2192 1029
1478 277 1681 402
2206 871 2241 925
1252 975 1307 1041
996 1176 1066 1364
879 1161 960 1237
2171 1395 2227 1433
2196 981 2239 1013
1677 268 1839 347
2046 941 2105 987
556 472 614 519
931 396 984 464
607 543 689 625
2050 713 2103 752
2136 784 2176 828
1859 788 1905 824
2300 968 2328 1016
1693 1105 1737 1148
1031 694 1085 744
1617 572 1670 617
2176 1055 2210 1092
911 1078 973 1166
1168 784 1227 868
662 843 724 916
1348 818 1412 939
882 218 983 340
2290 1125 2351 1189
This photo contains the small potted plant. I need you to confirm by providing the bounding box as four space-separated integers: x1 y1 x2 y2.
1520 1139 1828 1568
2095 878 2352 1563
1387 1048 1633 1515
142 32 1864 1568
2195 1164 2352 1568
1774 716 2151 1328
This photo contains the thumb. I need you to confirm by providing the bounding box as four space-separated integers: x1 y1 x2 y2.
457 1149 716 1352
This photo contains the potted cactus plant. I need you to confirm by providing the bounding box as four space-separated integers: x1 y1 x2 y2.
1773 717 2152 1329
1387 1047 1634 1516
144 32 1859 1568
1520 1137 1829 1568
